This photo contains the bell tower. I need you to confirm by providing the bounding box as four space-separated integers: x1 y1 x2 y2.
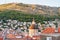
29 18 38 37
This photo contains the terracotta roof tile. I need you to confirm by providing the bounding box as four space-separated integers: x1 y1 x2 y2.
42 27 55 34
58 27 60 33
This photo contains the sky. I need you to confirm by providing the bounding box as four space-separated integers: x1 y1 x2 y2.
0 0 60 7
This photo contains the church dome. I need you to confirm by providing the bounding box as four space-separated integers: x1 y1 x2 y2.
29 24 38 29
29 18 38 29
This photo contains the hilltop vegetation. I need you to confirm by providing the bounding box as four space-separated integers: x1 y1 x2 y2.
0 10 60 24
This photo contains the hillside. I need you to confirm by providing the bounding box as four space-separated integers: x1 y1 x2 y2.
0 10 58 23
0 3 60 16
